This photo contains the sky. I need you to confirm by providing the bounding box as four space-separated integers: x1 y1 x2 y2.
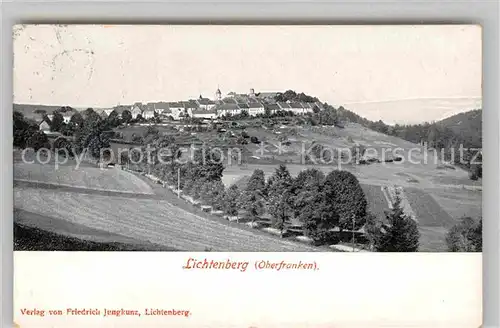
13 25 482 124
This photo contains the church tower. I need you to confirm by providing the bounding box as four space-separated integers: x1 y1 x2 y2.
215 87 222 101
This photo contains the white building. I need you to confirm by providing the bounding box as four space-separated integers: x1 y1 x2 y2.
39 120 51 132
183 102 198 117
153 102 169 114
277 102 291 111
62 113 72 123
166 102 185 120
289 102 306 115
143 109 155 120
131 105 143 119
196 97 216 110
192 109 217 120
216 103 242 117
266 103 280 115
248 102 265 116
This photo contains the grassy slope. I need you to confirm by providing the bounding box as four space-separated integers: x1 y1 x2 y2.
14 186 319 252
14 162 154 194
14 208 174 250
14 222 174 251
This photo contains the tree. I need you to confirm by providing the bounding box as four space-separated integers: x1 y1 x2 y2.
322 170 367 231
13 111 38 148
70 112 84 126
106 110 121 127
239 188 265 224
290 168 325 218
121 110 132 123
200 180 226 210
246 169 266 195
374 193 420 252
52 136 74 157
26 131 50 151
179 145 225 200
290 169 338 243
84 108 101 123
50 111 64 132
363 212 382 251
188 146 225 182
73 118 110 158
239 169 267 223
446 217 482 252
267 165 293 236
224 184 241 216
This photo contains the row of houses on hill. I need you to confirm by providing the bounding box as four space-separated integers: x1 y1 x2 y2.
22 88 326 132
120 88 324 120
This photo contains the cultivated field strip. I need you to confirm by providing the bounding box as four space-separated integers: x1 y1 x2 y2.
14 180 166 200
14 163 154 195
360 184 390 220
404 188 455 228
14 187 319 251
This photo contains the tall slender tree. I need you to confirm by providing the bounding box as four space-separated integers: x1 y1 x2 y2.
267 165 293 236
239 169 266 224
374 193 420 252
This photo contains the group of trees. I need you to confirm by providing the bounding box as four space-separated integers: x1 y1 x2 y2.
445 216 482 252
150 161 419 251
274 90 319 103
13 112 47 150
13 107 140 159
72 108 125 158
236 166 422 251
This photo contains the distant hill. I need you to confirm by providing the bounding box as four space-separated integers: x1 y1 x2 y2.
436 109 482 148
13 103 100 120
344 97 482 125
13 104 62 119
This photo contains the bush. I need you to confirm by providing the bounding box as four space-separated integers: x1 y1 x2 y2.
250 136 260 144
236 136 248 145
468 164 481 180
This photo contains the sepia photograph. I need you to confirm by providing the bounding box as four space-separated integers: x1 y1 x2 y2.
12 24 482 253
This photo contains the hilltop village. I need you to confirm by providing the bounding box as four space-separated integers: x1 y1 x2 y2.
25 88 325 129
